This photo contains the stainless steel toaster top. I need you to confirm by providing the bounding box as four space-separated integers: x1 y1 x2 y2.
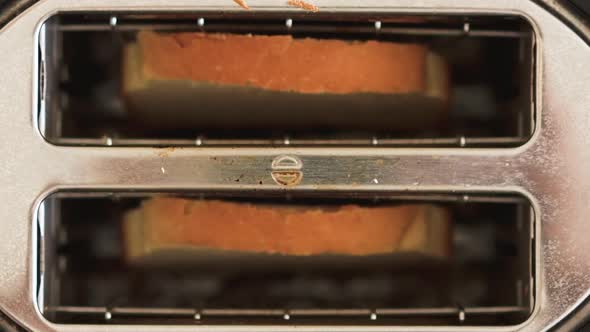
0 0 589 331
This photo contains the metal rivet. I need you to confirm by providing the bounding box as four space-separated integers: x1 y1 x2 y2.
370 312 377 320
371 137 378 145
105 137 113 146
373 178 379 184
459 136 466 147
105 311 112 320
109 16 117 28
374 21 382 30
197 18 205 27
286 18 293 28
463 22 470 34
195 136 203 146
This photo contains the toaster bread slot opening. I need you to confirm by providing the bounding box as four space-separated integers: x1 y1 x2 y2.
38 13 535 147
37 191 534 326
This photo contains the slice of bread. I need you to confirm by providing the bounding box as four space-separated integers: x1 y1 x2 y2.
122 31 449 131
123 197 452 264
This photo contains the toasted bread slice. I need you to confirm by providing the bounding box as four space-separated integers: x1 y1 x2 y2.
123 198 452 264
122 32 449 130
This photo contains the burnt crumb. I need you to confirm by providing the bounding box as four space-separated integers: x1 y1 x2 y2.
259 181 263 185
231 0 318 12
287 0 319 12
156 146 176 158
233 0 250 9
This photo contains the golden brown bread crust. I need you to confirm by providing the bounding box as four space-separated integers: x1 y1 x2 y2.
123 31 449 131
136 31 427 95
124 198 451 259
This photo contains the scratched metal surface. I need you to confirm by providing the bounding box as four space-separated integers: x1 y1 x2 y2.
0 0 589 331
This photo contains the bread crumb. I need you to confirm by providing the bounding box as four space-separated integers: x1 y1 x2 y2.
156 147 176 158
287 0 319 12
233 0 250 9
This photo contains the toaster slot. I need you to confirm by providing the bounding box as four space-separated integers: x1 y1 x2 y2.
38 13 535 147
37 191 534 326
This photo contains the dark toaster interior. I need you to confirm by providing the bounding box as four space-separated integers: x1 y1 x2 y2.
38 13 535 147
38 192 534 325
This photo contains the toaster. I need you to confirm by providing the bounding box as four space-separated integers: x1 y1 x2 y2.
0 0 589 331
